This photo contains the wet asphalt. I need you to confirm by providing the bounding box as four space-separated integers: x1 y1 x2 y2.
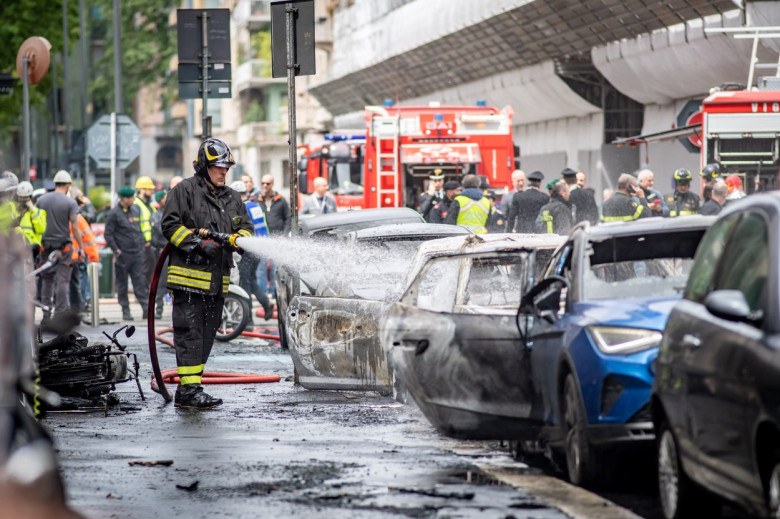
44 321 649 519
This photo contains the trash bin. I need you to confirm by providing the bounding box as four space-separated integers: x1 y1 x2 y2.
99 249 114 298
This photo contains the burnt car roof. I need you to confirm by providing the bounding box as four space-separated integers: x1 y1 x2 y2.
349 223 471 240
298 207 424 237
578 215 716 241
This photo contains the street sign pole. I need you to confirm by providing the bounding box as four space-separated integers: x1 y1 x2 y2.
22 57 30 177
286 3 299 238
110 112 117 206
201 12 210 139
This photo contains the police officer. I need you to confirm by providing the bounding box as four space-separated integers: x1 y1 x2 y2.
444 174 491 233
429 181 461 223
506 170 548 233
538 180 574 235
418 170 445 222
162 138 253 409
105 186 149 321
666 169 700 217
602 173 651 222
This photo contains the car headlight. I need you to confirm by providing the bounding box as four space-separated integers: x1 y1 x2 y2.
588 326 662 355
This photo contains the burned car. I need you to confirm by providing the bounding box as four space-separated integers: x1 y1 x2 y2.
380 234 564 437
274 207 425 349
286 223 470 393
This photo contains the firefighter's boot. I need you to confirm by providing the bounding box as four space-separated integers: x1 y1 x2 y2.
174 385 222 410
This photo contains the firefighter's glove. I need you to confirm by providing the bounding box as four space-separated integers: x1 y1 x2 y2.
199 238 221 258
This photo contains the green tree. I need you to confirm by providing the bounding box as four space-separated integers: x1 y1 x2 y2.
90 0 179 116
0 0 80 143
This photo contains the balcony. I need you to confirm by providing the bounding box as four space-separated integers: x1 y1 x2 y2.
235 59 286 94
233 0 271 31
237 121 288 147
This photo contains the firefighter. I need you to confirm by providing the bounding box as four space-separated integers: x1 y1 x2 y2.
700 163 720 203
16 181 46 261
665 169 700 217
444 174 490 233
724 174 747 206
602 173 651 222
537 180 574 235
162 138 253 409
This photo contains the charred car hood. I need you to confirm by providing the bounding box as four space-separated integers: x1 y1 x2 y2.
572 295 681 331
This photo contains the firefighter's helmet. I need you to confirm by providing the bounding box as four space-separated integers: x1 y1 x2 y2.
673 168 692 185
193 138 235 175
700 163 720 180
135 176 155 190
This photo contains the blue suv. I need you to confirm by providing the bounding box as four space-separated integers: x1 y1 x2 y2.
518 217 713 488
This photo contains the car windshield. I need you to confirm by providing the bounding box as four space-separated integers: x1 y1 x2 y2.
329 161 363 195
582 230 705 301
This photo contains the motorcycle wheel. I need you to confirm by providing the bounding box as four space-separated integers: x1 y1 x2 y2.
216 294 251 342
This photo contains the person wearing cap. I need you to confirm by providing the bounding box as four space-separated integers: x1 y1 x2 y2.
16 181 46 261
724 174 747 206
700 163 720 203
300 177 337 216
562 167 598 225
134 176 158 287
485 190 506 233
537 180 574 235
444 174 491 233
506 170 549 233
150 189 170 319
429 180 461 223
602 173 651 222
105 186 150 321
36 170 84 321
230 179 273 321
501 170 526 218
418 169 445 222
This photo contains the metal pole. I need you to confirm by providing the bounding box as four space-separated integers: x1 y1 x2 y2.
63 0 71 169
113 0 124 188
52 59 60 170
79 0 89 190
201 12 210 139
22 57 31 180
89 261 100 326
110 112 117 206
286 4 299 234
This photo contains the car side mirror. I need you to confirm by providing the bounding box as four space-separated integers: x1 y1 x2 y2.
704 289 763 324
517 275 569 340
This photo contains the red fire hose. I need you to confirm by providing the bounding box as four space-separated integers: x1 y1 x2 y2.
147 240 282 403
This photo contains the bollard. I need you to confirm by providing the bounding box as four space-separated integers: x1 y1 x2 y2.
89 261 100 326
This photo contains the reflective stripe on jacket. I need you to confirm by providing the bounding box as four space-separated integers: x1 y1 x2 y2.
601 192 649 222
133 197 156 242
19 206 46 246
454 194 490 234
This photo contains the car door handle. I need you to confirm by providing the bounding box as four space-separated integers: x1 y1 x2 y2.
681 334 701 349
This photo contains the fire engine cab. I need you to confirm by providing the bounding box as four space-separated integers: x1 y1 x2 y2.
363 103 516 209
297 134 365 208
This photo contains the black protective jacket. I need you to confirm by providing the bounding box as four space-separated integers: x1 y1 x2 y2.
569 186 599 225
162 175 253 296
601 191 651 222
538 195 574 235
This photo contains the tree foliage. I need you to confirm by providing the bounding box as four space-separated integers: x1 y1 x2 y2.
0 0 80 131
90 0 180 116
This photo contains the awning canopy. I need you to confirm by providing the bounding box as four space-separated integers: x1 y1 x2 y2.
400 143 481 165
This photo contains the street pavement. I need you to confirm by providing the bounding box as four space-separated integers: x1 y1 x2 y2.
40 297 645 519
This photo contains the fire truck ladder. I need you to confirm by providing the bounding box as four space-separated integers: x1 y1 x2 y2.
374 116 400 207
705 26 780 88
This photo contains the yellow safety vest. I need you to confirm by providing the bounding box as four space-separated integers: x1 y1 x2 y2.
18 206 46 246
454 195 490 234
133 197 156 242
0 201 19 232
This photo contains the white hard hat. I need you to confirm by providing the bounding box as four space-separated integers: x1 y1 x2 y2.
53 170 72 184
229 180 247 193
17 181 34 197
2 171 18 192
32 188 46 199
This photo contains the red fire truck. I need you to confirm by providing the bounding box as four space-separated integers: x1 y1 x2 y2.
297 134 365 208
362 103 516 209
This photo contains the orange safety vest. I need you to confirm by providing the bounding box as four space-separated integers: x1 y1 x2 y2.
70 214 99 263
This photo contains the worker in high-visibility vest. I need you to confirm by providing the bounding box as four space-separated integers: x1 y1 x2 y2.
134 175 157 287
601 173 651 223
444 174 491 234
16 181 46 261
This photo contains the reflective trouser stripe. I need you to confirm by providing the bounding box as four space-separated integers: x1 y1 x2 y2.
171 226 192 246
178 363 205 385
541 210 553 233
